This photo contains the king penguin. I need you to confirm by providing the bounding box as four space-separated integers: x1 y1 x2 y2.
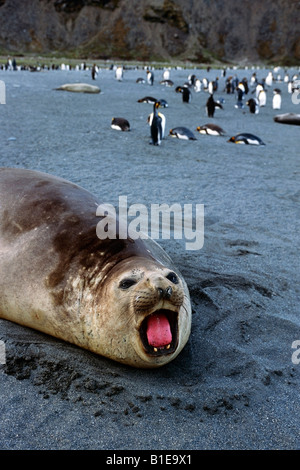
147 69 154 86
228 133 265 145
272 88 282 109
206 94 223 117
115 66 123 81
246 98 259 114
148 102 166 139
150 101 163 145
176 86 192 103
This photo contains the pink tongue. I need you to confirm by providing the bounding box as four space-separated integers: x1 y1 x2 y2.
146 313 172 347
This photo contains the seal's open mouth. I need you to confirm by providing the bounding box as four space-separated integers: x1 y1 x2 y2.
140 309 178 356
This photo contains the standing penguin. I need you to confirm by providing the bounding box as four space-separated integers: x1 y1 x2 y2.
265 71 273 87
246 98 259 114
272 88 282 109
225 76 233 94
241 78 249 95
235 87 245 108
115 66 123 81
188 74 197 86
147 69 154 86
250 72 257 87
235 82 245 108
91 63 98 80
194 78 202 92
256 83 267 106
150 101 163 145
148 104 166 139
257 88 267 107
208 77 219 94
206 94 223 117
162 69 170 81
208 80 214 95
182 86 191 103
256 83 264 98
202 77 208 91
175 86 192 103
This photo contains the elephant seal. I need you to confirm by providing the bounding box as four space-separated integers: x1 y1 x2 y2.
55 83 100 94
274 113 300 126
0 168 191 368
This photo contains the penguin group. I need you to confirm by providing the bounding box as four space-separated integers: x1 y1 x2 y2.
2 57 297 146
15 58 294 146
108 64 300 145
114 63 299 143
2 58 297 147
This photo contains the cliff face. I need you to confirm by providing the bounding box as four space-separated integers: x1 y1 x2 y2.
0 0 299 64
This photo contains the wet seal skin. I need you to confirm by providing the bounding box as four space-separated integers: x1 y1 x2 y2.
0 168 191 368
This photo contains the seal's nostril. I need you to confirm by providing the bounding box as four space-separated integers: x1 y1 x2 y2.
165 287 172 299
157 287 172 299
158 288 164 298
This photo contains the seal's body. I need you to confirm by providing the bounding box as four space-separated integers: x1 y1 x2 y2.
274 113 300 126
0 168 191 368
55 83 100 94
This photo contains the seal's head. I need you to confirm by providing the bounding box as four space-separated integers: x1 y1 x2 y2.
99 257 191 368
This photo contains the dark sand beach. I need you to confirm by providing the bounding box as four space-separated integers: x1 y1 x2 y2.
0 64 299 450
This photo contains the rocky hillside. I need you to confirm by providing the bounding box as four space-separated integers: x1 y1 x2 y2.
0 0 299 64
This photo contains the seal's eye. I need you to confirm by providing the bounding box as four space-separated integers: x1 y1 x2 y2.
166 272 179 284
119 278 137 289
